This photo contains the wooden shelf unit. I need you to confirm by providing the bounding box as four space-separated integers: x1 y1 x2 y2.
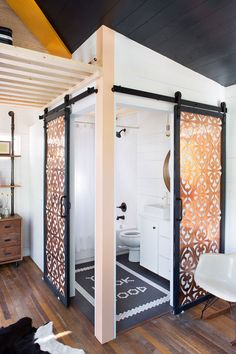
0 185 21 188
0 155 21 158
0 112 22 266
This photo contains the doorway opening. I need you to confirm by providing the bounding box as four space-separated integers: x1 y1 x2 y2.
115 104 172 331
71 111 96 327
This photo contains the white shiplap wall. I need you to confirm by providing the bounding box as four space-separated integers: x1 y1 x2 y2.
116 113 138 231
116 109 170 230
137 110 170 217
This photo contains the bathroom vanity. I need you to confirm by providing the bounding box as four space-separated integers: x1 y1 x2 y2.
140 204 170 280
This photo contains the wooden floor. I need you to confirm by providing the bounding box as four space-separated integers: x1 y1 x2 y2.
0 257 236 354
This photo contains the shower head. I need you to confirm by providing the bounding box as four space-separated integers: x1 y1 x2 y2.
116 128 126 138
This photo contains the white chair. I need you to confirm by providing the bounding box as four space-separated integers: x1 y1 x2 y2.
195 253 236 345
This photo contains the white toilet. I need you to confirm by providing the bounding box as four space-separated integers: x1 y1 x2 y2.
119 229 141 262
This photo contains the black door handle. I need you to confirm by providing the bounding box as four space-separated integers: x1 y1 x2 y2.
176 197 183 222
60 195 67 218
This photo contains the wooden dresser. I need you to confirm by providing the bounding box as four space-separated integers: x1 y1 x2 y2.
0 214 22 266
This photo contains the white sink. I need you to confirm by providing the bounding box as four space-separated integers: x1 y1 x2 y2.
143 204 170 219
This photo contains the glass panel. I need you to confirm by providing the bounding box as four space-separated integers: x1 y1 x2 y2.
45 115 66 296
179 111 222 306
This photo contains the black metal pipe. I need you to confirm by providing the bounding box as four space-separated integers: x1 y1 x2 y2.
8 111 14 216
39 87 98 120
112 85 226 113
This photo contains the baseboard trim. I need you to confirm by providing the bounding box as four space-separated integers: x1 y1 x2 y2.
24 248 30 257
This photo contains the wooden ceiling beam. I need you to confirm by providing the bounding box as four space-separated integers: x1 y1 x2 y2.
0 52 93 76
0 85 57 98
0 73 70 90
0 92 47 102
0 42 101 108
0 66 81 85
43 71 101 110
0 89 56 100
0 43 98 74
0 57 90 80
0 80 63 94
0 100 42 107
0 97 45 105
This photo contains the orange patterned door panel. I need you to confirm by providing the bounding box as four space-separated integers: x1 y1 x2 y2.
44 109 70 306
174 106 224 312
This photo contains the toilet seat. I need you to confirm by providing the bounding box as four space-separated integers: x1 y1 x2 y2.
120 230 140 238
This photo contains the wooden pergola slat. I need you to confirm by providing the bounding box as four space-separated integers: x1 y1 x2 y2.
0 87 57 99
0 43 102 108
0 92 49 103
0 67 80 85
0 43 98 73
0 99 43 107
0 57 89 80
0 80 63 93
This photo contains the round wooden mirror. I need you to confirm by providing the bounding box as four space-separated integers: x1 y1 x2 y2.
163 150 170 192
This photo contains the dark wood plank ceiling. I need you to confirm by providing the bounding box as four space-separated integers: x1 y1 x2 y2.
35 0 236 87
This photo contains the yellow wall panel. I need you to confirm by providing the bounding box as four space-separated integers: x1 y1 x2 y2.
6 0 71 58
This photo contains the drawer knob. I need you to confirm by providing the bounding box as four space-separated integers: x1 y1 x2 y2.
153 226 156 229
4 239 11 242
4 225 11 229
4 252 12 256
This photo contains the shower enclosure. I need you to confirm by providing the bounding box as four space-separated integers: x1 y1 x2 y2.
73 121 95 263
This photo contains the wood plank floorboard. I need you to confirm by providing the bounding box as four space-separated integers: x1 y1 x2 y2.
0 257 235 353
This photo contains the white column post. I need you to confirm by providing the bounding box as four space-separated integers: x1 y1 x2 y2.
95 25 116 344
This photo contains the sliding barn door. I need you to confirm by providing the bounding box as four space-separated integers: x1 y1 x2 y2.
44 108 70 306
174 106 225 314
